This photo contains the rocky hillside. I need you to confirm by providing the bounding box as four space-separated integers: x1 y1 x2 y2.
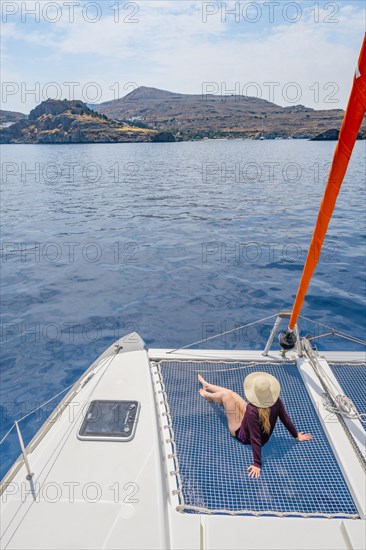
0 109 27 127
0 100 163 144
93 86 366 140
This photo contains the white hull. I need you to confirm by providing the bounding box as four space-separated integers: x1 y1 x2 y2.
1 334 365 550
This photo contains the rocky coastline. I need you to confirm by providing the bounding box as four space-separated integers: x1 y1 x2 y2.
2 89 365 144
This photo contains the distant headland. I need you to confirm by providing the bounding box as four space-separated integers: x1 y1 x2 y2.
0 99 173 144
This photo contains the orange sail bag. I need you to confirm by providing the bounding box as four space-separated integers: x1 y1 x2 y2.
288 34 366 332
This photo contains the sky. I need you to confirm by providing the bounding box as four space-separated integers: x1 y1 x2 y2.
1 0 365 114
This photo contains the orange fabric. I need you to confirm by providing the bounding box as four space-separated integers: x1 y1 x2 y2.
289 35 366 330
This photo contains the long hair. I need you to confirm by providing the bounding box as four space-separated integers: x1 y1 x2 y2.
258 407 271 434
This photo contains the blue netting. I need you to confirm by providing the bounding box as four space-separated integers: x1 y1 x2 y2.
330 363 366 423
159 361 359 518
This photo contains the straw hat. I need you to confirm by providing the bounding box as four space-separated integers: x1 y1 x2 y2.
244 372 280 408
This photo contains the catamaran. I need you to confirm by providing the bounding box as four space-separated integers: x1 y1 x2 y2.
1 36 365 550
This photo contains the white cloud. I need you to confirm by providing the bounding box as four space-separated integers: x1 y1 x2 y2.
1 1 365 112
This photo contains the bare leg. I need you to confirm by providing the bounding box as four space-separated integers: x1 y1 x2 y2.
198 376 247 435
199 388 225 403
198 374 230 393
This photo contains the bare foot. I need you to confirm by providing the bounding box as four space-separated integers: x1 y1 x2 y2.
198 374 209 390
199 388 212 401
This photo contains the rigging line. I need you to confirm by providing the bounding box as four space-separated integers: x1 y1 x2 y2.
166 313 279 354
306 332 335 341
0 424 15 446
0 351 118 447
305 330 366 345
16 381 76 423
311 355 344 399
26 352 118 479
299 315 366 346
0 382 76 447
18 351 117 423
299 314 366 343
332 333 366 346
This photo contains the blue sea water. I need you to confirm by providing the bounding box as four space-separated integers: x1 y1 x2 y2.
0 139 365 477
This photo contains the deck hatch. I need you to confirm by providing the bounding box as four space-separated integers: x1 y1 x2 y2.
77 400 140 442
157 361 359 518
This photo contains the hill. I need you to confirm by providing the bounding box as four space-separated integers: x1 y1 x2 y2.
0 109 27 128
93 86 366 140
0 100 163 144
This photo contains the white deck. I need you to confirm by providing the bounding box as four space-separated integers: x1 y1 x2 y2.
1 338 365 550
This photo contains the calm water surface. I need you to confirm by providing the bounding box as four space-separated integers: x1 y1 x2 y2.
1 140 365 476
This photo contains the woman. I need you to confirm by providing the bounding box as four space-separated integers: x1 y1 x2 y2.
198 371 313 478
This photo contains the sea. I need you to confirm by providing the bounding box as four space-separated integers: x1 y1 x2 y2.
1 139 365 477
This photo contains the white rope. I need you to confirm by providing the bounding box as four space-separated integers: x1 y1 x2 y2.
302 340 366 423
322 393 366 423
167 313 279 354
153 363 184 500
178 502 359 519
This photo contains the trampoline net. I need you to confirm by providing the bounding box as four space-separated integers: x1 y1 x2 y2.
157 361 359 518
